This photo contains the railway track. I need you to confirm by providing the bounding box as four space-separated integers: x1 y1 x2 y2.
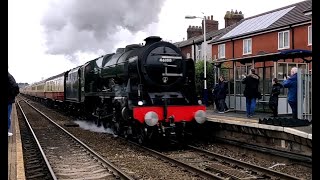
17 100 133 180
18 96 308 179
185 144 302 180
17 103 55 180
126 139 302 180
212 137 312 164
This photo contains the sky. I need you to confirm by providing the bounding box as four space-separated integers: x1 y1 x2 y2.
8 0 304 84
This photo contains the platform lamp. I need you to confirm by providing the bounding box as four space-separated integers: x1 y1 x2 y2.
185 13 208 106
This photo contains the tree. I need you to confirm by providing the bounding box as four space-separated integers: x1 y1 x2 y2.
194 60 215 101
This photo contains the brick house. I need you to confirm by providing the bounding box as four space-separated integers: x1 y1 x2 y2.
208 0 312 114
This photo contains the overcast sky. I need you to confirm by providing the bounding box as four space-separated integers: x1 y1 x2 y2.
8 0 303 84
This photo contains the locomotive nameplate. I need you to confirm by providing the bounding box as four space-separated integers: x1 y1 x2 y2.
159 56 182 63
159 58 173 63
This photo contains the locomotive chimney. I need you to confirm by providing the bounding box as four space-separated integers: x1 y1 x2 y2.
144 36 162 46
116 48 125 53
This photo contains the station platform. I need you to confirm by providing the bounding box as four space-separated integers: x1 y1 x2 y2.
206 110 312 140
8 104 26 180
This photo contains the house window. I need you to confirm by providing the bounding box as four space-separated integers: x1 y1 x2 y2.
243 38 252 55
197 44 202 60
278 30 290 49
218 44 225 59
308 25 312 45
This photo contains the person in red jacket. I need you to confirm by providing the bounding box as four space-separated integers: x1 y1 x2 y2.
8 72 20 136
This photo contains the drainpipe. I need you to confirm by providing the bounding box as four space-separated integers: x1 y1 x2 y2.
193 40 196 62
291 26 295 62
232 39 236 112
232 39 235 58
291 26 294 49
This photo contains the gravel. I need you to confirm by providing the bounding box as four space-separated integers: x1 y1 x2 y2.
26 100 204 180
196 142 312 179
25 98 311 180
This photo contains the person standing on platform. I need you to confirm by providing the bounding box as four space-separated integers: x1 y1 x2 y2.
8 72 20 137
282 67 298 119
242 69 260 118
216 76 229 113
268 78 283 117
212 83 219 111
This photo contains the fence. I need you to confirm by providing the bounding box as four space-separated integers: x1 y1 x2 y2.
297 69 312 120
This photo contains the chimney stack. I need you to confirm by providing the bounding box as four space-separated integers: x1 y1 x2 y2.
186 15 219 39
201 14 219 34
224 9 244 28
187 25 202 39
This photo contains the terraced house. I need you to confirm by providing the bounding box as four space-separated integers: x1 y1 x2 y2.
176 0 312 116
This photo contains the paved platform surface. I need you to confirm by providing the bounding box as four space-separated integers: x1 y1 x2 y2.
206 109 312 139
8 104 26 180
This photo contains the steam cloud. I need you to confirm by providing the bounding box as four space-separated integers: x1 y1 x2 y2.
41 0 166 61
74 120 115 135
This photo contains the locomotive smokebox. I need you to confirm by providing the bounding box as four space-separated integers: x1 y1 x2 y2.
144 36 162 45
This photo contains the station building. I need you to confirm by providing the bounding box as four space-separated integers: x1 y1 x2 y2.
175 0 312 118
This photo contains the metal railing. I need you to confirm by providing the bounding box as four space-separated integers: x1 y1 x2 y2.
298 69 312 120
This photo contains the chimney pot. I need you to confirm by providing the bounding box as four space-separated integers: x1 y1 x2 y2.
211 15 213 20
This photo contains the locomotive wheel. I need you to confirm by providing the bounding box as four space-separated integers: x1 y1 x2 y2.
111 122 120 136
94 118 102 127
137 127 146 145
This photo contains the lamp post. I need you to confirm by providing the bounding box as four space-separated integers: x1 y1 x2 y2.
185 14 208 106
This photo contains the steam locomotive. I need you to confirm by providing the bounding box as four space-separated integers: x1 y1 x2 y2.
21 36 206 143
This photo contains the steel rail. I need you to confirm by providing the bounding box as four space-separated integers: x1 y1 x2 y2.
22 99 134 180
17 101 58 180
187 144 302 180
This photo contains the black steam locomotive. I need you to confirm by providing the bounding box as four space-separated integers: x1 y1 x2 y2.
22 36 206 143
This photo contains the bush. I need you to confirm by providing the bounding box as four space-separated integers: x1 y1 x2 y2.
194 60 215 101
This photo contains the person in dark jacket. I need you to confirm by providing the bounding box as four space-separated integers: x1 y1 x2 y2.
268 78 283 117
8 72 20 136
216 76 229 113
212 83 220 111
282 67 298 119
242 69 260 118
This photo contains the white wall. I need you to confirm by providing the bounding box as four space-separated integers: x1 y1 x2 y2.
192 41 212 61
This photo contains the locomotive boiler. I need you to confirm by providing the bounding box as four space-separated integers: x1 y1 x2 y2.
22 36 207 144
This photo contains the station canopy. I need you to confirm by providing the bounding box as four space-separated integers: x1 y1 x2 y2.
214 49 312 65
